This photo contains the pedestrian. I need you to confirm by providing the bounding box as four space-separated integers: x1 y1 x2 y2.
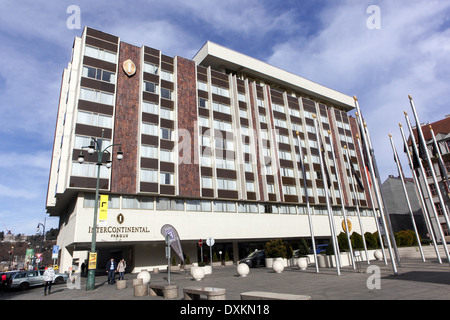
81 260 86 276
117 259 126 280
0 273 7 295
43 264 56 295
106 258 117 284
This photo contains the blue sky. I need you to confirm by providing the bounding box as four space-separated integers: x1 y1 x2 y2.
1 0 450 235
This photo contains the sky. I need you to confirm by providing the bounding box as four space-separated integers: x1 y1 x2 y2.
1 0 449 235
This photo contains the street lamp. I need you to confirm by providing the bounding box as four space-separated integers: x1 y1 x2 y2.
77 129 123 291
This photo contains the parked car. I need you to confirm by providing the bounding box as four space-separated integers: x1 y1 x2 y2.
239 250 266 268
9 269 69 290
311 244 329 254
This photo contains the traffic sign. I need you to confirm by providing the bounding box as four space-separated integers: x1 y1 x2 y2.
206 237 215 247
52 245 59 259
198 239 203 247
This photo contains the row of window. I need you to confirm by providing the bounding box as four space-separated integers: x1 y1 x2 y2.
82 194 375 216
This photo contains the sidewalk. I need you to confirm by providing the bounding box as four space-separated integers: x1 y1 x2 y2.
1 257 449 301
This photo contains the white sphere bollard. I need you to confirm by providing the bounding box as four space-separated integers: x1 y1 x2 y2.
297 257 308 270
237 263 250 277
374 250 383 261
272 259 284 273
137 270 151 284
191 267 205 281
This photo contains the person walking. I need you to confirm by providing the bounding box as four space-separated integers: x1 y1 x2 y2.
43 264 56 295
106 258 117 285
117 259 126 280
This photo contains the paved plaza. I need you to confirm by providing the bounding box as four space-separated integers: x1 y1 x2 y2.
2 257 449 301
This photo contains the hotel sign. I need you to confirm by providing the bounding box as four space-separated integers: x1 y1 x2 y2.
123 59 136 77
88 213 150 239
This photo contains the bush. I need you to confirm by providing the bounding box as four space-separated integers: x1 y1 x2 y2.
351 232 364 249
171 256 176 266
364 232 379 249
213 252 219 262
337 232 349 252
297 238 310 257
265 239 288 258
224 252 230 261
395 230 419 247
185 255 191 265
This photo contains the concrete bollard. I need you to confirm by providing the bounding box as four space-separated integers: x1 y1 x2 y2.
134 284 148 297
163 285 178 299
132 278 143 287
116 280 127 290
153 267 159 274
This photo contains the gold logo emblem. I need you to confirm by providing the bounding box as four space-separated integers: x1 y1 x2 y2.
123 59 136 77
117 213 124 224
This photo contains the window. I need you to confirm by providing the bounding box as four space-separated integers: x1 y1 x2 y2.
201 176 213 189
72 162 109 179
198 117 209 128
74 135 111 149
199 98 208 109
122 196 154 209
82 66 115 83
289 108 300 117
272 103 285 113
238 203 258 213
215 138 234 150
80 88 114 105
77 111 112 128
212 102 231 114
212 85 229 97
141 145 157 158
141 169 157 183
142 123 158 136
267 183 275 193
280 167 294 177
201 156 212 167
160 108 174 120
160 70 173 82
161 128 174 140
278 150 292 161
197 81 208 91
144 81 158 94
273 118 287 128
215 157 235 170
246 181 255 192
142 101 158 115
160 149 174 162
217 178 237 190
156 198 184 210
238 92 246 101
186 200 211 212
282 185 297 195
161 88 173 100
84 45 116 63
84 194 119 208
213 119 232 132
160 172 174 185
213 201 236 212
143 62 158 75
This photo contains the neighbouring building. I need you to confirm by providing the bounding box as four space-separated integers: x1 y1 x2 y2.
46 27 379 273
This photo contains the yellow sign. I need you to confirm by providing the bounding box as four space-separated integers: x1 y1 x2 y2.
342 219 352 233
88 252 97 270
99 195 108 221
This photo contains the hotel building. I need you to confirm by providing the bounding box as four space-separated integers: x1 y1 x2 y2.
46 27 378 272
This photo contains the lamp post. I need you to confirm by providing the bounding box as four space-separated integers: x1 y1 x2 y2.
36 221 46 267
77 129 123 291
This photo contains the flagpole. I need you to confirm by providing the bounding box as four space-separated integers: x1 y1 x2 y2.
429 125 450 190
399 123 442 263
327 130 356 269
404 111 450 263
313 115 340 275
388 134 426 262
296 131 319 273
355 130 388 265
343 145 370 265
354 97 398 275
363 119 401 267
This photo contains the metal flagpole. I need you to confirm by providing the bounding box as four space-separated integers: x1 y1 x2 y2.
354 97 398 275
296 131 319 273
343 145 370 265
327 130 356 269
363 119 401 266
429 125 450 191
388 134 426 262
409 96 450 229
354 130 388 265
313 115 340 275
404 111 450 263
399 123 442 263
